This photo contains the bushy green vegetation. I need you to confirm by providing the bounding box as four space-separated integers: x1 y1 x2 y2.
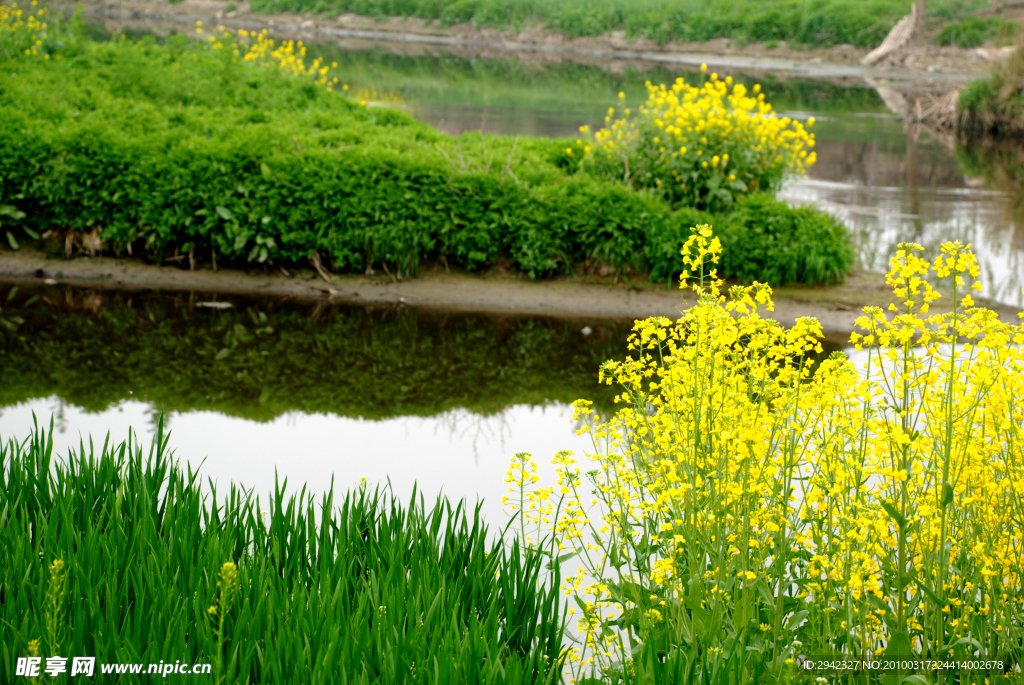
958 47 1024 135
0 285 626 420
1 420 566 683
937 16 1017 48
717 192 853 286
0 12 853 285
248 0 980 49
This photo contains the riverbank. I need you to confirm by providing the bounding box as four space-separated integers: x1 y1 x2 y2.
69 0 993 84
2 247 1019 339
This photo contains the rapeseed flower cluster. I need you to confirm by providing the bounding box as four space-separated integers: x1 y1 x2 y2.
508 225 1024 682
576 68 815 211
198 22 343 91
0 1 49 60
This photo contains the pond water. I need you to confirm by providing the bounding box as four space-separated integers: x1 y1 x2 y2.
3 36 1023 523
0 284 630 527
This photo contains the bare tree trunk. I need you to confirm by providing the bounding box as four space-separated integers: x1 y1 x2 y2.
916 0 926 32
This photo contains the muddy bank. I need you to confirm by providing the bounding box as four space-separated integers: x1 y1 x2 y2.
66 0 992 85
1 249 1019 340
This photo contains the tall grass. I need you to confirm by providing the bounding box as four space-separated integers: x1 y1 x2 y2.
1 418 566 683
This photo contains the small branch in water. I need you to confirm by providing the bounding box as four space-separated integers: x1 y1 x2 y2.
279 266 291 278
212 247 217 272
188 245 196 271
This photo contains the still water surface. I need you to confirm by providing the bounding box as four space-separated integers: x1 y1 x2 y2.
0 285 625 524
3 41 1023 518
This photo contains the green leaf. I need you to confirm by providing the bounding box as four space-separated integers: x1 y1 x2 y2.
785 609 808 631
885 631 913 658
0 204 25 220
902 675 931 685
881 500 908 528
545 550 578 570
261 162 272 181
5 231 18 250
941 482 954 507
216 206 234 221
215 348 231 360
23 227 40 240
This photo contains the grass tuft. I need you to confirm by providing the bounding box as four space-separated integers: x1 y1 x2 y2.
0 417 566 683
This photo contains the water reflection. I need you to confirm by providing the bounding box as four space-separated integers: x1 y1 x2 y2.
0 398 590 536
0 284 625 525
0 285 627 420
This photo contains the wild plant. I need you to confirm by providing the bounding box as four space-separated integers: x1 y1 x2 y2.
575 70 816 211
508 224 1024 684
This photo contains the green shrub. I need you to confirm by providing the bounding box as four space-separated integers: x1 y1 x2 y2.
643 195 853 287
578 78 815 212
643 205 716 283
937 16 1017 48
958 77 996 113
717 192 854 286
0 419 566 684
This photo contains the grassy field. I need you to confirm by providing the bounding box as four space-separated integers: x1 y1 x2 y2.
245 0 986 49
1 419 566 683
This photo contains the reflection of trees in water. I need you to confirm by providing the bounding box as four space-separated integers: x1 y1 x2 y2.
426 407 514 465
0 286 626 421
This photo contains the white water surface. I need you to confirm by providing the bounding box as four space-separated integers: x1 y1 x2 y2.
0 399 595 532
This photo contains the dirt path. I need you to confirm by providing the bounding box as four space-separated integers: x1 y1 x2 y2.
68 0 995 86
2 249 1019 342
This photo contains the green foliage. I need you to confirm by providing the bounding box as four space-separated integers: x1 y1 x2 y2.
644 196 853 287
937 16 1017 48
956 45 1024 133
0 285 624 420
717 193 854 287
0 419 566 683
958 77 996 114
0 20 852 286
247 0 981 48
